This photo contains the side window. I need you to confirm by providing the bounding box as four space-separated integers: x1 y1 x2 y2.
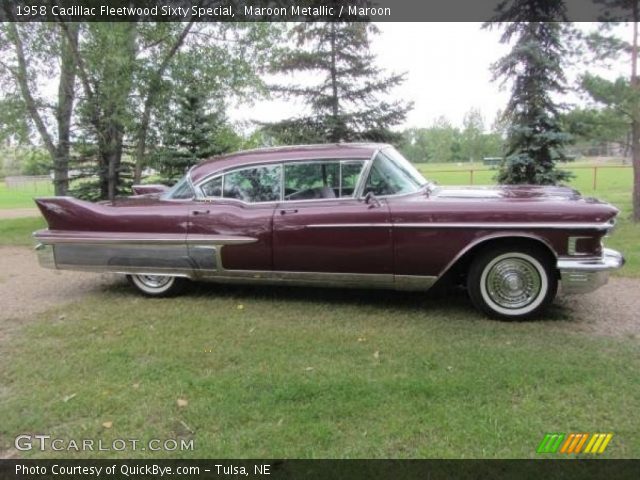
200 176 222 198
223 165 282 203
166 176 194 199
364 152 419 196
284 162 339 200
283 160 365 201
340 161 365 197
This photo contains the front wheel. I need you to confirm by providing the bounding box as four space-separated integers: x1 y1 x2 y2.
467 246 557 320
127 274 188 297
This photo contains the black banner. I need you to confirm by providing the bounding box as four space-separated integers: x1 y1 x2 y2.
1 460 640 480
0 0 636 22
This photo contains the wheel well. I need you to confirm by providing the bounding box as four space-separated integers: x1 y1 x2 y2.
441 236 558 286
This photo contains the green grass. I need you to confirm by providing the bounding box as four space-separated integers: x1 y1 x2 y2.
0 181 53 209
1 285 638 459
0 217 45 246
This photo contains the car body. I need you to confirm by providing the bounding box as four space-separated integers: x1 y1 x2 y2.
33 143 624 319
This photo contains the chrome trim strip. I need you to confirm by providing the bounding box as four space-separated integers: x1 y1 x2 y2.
307 223 391 229
196 158 369 205
557 248 625 273
54 264 193 278
200 270 394 288
394 274 437 291
35 243 56 269
567 236 593 256
187 235 257 245
196 163 284 203
33 231 257 246
306 222 613 230
353 149 379 199
198 270 436 291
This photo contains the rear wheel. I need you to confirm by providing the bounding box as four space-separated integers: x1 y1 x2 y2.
127 274 187 297
467 245 557 320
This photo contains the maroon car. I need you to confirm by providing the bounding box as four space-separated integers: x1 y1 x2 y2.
33 143 624 319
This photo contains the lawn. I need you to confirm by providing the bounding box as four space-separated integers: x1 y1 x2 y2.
0 217 45 246
0 181 53 209
1 284 638 459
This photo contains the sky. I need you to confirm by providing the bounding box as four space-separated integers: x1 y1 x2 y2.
229 22 630 133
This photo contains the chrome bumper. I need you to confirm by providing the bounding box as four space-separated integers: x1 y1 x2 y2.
35 243 56 270
557 248 625 294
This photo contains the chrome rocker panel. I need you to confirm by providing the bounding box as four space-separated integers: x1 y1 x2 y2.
33 238 436 292
557 248 625 294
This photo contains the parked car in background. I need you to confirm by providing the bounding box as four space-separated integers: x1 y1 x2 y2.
33 143 624 319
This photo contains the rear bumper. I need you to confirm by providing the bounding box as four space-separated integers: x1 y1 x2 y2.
35 242 56 269
557 248 625 294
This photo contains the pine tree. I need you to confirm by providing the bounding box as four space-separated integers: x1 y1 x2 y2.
265 21 412 144
487 2 573 185
154 80 239 184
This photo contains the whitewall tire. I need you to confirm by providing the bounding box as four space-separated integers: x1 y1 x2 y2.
467 245 557 320
127 274 187 297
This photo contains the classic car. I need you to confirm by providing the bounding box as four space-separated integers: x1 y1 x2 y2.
33 143 624 319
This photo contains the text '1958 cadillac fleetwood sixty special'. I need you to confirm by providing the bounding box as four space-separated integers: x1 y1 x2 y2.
33 143 624 319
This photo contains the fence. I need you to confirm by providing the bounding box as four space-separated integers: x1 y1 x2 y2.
424 165 633 190
4 175 52 190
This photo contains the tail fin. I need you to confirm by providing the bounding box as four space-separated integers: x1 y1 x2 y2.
34 197 103 230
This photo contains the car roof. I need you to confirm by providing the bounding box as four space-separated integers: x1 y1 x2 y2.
189 143 388 183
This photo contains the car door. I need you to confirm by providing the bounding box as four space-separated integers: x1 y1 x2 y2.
187 163 281 272
272 159 393 275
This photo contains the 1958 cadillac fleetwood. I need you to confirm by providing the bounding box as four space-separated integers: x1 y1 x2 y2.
33 143 624 319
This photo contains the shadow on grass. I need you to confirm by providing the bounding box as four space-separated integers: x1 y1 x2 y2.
102 276 573 325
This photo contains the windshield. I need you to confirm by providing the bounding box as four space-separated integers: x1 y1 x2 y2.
162 175 194 200
364 147 427 196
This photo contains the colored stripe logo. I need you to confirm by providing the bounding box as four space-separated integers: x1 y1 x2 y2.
537 433 613 454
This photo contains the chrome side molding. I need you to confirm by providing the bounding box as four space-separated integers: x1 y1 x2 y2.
307 222 615 231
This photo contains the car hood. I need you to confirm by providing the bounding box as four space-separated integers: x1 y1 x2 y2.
431 184 583 201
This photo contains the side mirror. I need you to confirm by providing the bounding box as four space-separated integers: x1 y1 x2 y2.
363 191 381 208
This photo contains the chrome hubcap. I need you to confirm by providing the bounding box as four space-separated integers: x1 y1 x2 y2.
486 258 541 309
136 275 172 289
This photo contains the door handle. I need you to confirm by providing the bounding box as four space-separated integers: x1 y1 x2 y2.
280 208 298 215
192 209 210 216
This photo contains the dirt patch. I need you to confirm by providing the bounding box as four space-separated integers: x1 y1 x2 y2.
0 208 40 219
0 246 121 343
555 277 640 338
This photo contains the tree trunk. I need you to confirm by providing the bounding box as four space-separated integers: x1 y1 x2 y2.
329 22 340 143
633 14 640 221
54 24 78 196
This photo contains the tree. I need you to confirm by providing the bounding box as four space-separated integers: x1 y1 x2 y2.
461 108 486 162
400 113 504 164
265 21 412 144
580 11 640 220
64 22 138 201
0 22 78 195
485 2 573 185
152 77 241 183
131 22 195 184
63 22 276 200
562 106 630 156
